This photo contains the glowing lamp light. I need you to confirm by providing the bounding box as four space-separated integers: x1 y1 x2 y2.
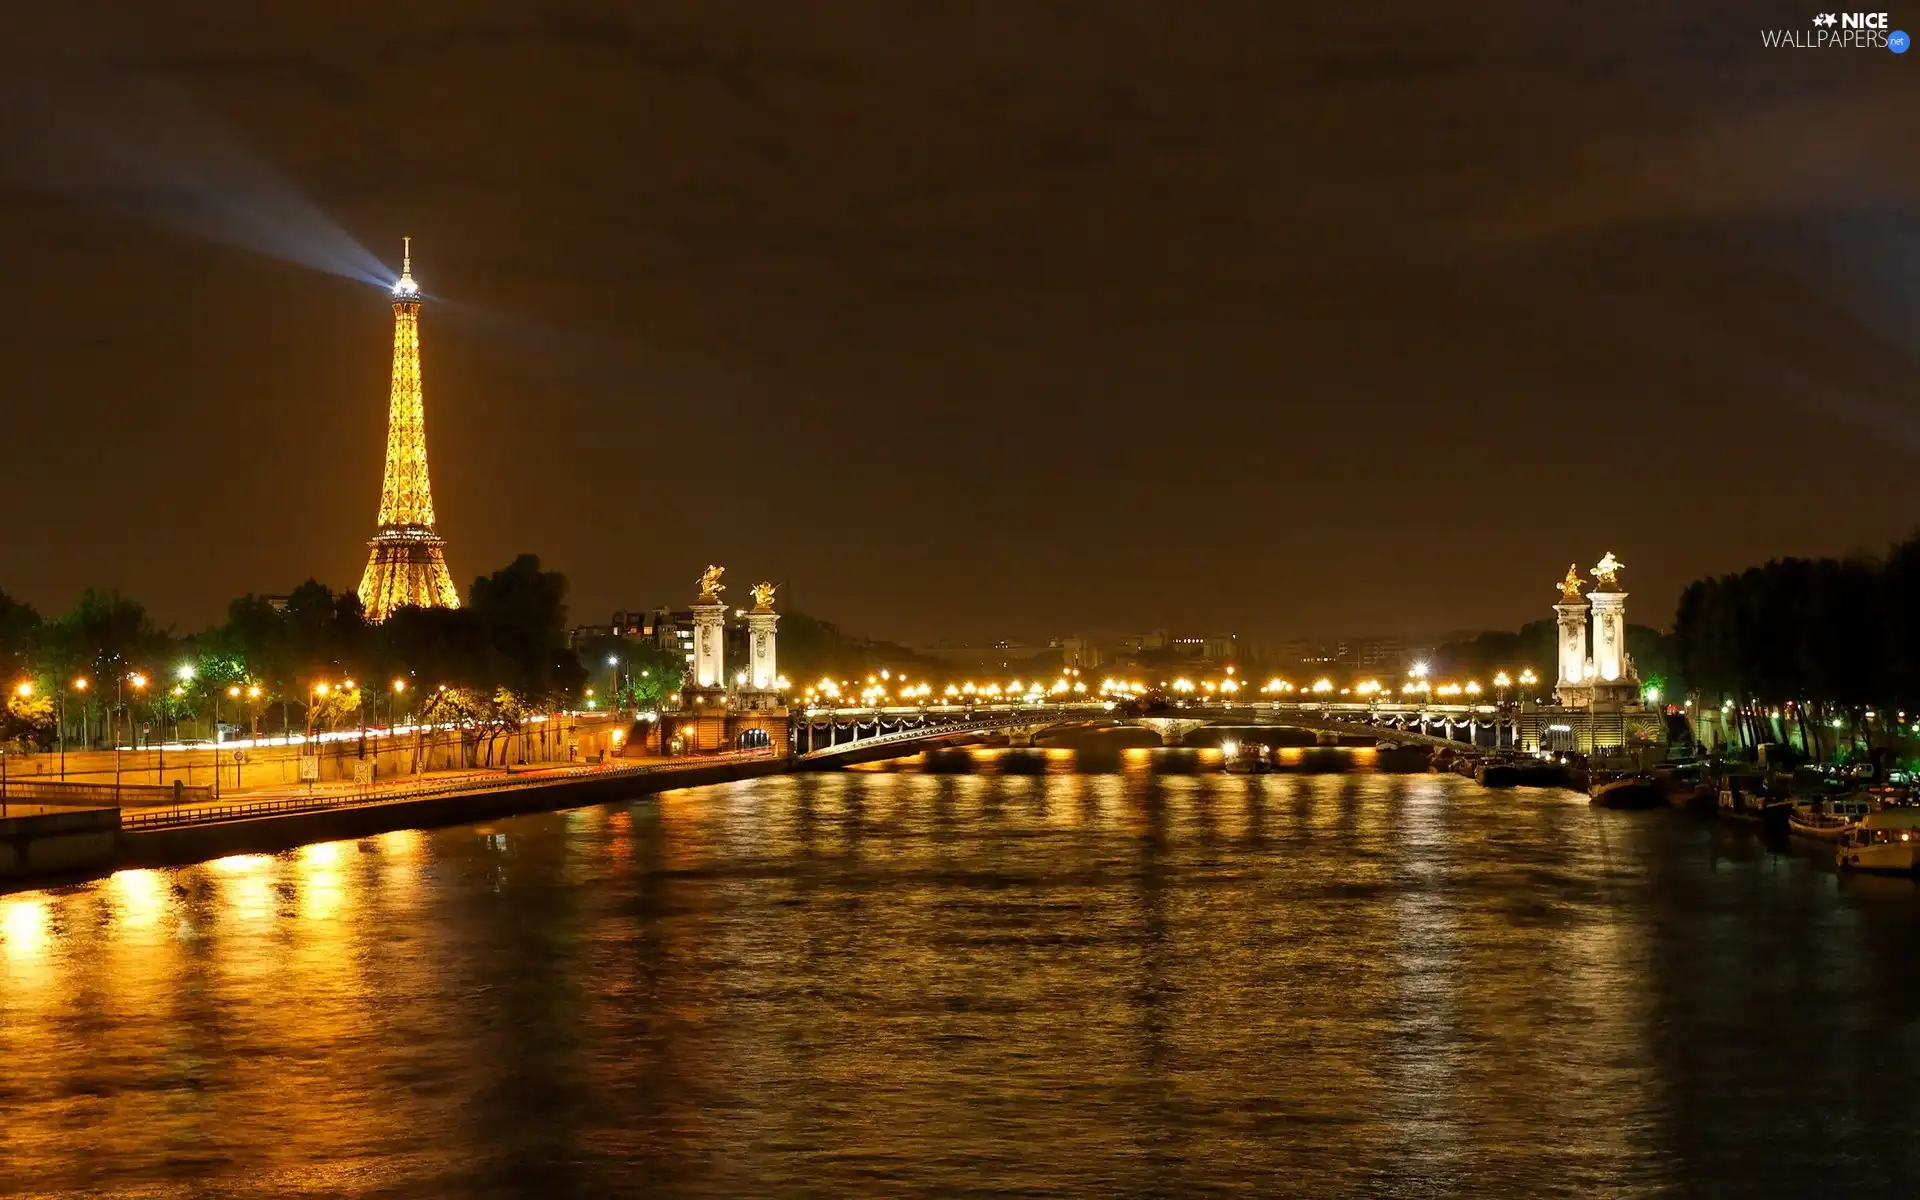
13 681 32 698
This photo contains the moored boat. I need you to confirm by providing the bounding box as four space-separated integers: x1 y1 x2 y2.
1476 760 1520 787
1591 771 1664 809
1787 793 1877 843
1220 740 1272 774
1717 775 1791 828
1837 809 1920 874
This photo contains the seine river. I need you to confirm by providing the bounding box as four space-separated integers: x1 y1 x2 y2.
5 744 1919 1197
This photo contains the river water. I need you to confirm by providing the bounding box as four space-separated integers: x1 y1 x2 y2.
4 745 1919 1198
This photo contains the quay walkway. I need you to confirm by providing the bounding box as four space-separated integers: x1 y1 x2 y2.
2 750 791 888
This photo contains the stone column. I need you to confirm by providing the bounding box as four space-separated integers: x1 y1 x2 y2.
1554 601 1590 689
1587 591 1628 683
691 602 727 690
746 609 779 691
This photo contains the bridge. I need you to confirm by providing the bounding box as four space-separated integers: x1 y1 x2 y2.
793 701 1518 761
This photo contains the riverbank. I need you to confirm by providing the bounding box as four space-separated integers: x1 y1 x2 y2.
2 753 793 890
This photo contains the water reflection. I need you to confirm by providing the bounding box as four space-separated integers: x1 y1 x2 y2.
1 750 1918 1196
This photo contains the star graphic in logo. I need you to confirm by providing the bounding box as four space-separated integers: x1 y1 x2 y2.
1813 12 1837 25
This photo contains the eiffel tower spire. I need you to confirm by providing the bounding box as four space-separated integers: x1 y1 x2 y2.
357 238 460 622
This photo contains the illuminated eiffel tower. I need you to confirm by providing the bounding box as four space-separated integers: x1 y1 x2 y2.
357 238 460 622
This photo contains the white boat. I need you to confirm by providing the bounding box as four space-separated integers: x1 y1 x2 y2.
1836 809 1920 874
1787 793 1877 842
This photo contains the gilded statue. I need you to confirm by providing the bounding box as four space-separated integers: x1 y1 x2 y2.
696 564 726 602
1591 551 1624 591
1557 564 1585 601
751 581 778 612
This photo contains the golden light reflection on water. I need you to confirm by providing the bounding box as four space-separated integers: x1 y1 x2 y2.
2 894 51 965
378 827 422 859
0 766 1913 1197
211 853 276 928
108 867 166 932
299 841 348 921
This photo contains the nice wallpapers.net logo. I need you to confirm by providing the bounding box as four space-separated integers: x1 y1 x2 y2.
1763 12 1910 50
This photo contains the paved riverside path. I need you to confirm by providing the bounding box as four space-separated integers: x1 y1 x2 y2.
97 751 791 877
170 762 615 807
116 752 778 826
118 752 691 810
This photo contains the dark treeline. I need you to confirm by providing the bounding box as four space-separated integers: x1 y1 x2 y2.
1674 538 1920 755
1 554 588 753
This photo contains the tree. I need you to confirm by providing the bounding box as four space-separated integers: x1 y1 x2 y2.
2 687 54 750
42 589 174 683
1669 536 1920 762
0 590 41 684
617 643 687 709
377 604 493 693
307 686 365 733
775 611 947 684
467 554 586 700
420 685 488 766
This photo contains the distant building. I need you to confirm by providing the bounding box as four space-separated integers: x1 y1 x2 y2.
1337 636 1408 671
568 608 716 673
1055 636 1106 670
1168 633 1239 662
914 641 1051 675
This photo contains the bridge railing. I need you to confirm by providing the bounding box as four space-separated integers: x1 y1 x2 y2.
797 706 1108 757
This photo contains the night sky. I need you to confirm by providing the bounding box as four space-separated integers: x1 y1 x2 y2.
3 2 1916 645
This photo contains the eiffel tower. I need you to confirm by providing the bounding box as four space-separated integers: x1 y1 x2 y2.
357 238 460 622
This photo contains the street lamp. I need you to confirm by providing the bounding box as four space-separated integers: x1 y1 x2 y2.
61 677 90 780
307 681 330 744
113 672 150 798
341 679 366 759
4 682 30 813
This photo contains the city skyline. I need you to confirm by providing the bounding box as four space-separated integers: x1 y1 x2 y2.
3 2 1916 643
